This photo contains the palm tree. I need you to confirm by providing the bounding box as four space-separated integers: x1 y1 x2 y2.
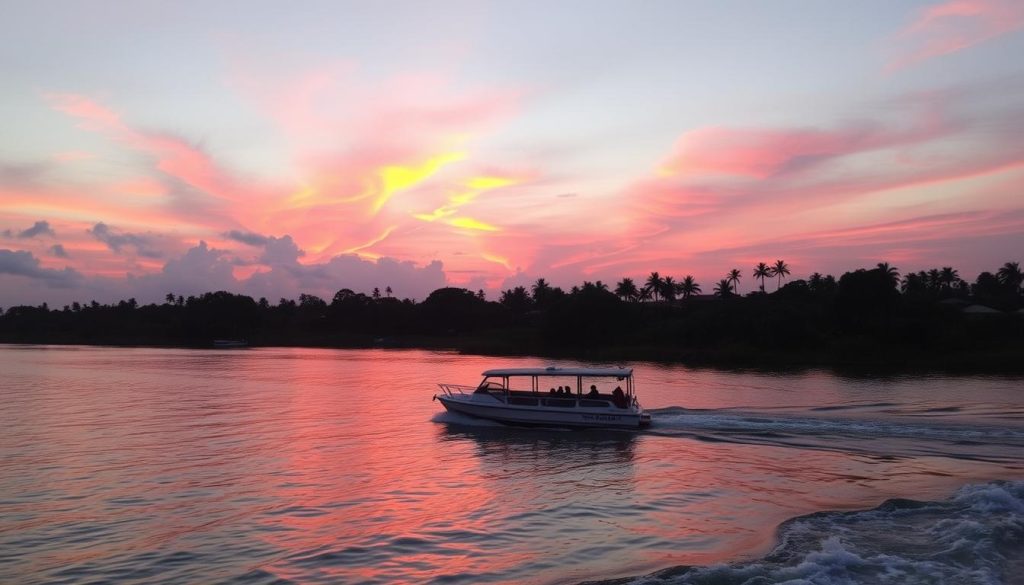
997 261 1023 291
532 278 552 303
727 269 742 295
645 272 663 302
771 259 790 291
927 268 941 291
877 262 900 288
372 287 381 299
638 286 653 302
615 277 639 302
713 279 733 297
901 272 924 294
939 267 959 290
165 293 176 305
753 262 771 293
500 286 532 314
678 275 701 299
661 276 677 302
385 286 392 298
808 272 823 293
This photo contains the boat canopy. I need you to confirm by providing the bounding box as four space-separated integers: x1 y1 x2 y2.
481 367 633 378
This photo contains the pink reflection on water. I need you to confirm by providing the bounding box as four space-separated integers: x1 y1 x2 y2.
1 347 1020 584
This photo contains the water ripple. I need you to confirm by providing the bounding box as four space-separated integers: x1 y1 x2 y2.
1 346 1021 584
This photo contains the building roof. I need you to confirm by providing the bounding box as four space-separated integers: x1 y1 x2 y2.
482 366 633 378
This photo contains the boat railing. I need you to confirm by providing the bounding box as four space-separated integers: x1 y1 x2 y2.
437 383 641 410
437 383 476 396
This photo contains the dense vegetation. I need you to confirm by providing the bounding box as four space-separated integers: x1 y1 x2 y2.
2 261 1022 372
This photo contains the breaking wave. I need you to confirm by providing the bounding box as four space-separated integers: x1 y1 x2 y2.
597 480 1024 585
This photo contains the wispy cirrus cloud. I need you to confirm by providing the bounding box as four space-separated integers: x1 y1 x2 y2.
40 65 529 278
888 0 1024 71
628 84 1023 225
47 94 248 205
657 116 946 180
538 82 1024 286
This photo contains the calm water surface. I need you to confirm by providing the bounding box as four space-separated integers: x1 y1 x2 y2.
1 346 1022 584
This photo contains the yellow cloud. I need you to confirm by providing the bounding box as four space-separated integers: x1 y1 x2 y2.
413 174 518 230
372 151 465 213
465 176 517 190
413 208 456 222
287 184 318 205
449 217 499 231
342 225 398 255
482 252 512 270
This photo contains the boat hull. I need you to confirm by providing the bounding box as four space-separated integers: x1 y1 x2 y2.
436 394 648 429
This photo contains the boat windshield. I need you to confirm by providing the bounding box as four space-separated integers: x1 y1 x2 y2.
474 379 504 394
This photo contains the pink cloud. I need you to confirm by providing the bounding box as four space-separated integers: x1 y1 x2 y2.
7 52 1023 306
888 0 1024 71
682 209 1024 279
660 127 872 179
626 90 1024 230
20 66 533 301
532 85 1024 291
47 94 252 206
659 108 947 180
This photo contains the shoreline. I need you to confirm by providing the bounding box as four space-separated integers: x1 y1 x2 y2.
4 336 1024 376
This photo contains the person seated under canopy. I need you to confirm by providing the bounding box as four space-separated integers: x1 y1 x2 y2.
587 384 600 398
612 385 627 408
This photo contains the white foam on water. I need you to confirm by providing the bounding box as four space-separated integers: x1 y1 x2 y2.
648 407 1024 444
617 480 1024 585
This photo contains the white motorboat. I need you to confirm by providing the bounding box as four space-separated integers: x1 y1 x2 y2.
434 366 651 428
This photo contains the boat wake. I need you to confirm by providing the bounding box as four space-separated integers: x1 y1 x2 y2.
590 480 1024 585
645 407 1024 462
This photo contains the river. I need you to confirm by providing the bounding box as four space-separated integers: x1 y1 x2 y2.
1 345 1021 584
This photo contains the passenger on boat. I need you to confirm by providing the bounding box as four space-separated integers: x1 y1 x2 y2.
612 386 627 408
549 387 557 395
587 385 600 398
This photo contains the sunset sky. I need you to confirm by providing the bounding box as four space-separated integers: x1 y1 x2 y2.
2 0 1023 306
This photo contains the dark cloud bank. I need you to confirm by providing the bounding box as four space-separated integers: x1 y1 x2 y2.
2 220 56 240
0 234 447 307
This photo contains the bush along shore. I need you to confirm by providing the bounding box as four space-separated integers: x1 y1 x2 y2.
1 262 1022 373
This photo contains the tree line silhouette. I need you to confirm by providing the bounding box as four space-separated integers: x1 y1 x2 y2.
1 260 1022 371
